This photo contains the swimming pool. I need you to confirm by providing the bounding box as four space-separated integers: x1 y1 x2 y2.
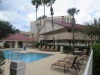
2 50 52 63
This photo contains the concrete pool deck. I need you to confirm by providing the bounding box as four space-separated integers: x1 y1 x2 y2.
3 48 86 75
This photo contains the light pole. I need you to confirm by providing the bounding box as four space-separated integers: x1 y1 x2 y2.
72 17 76 49
50 2 55 46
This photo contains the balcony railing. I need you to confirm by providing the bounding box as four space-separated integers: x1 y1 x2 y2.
83 49 93 75
47 43 88 46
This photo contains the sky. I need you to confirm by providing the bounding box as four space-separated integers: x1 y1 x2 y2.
0 0 100 31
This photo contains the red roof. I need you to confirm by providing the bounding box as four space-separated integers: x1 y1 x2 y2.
1 33 33 41
47 20 85 30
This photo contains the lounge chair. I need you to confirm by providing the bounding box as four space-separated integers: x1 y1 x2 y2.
40 46 46 50
59 56 85 71
47 46 54 51
48 46 58 51
53 46 58 51
63 54 75 60
45 46 50 51
51 57 78 75
82 49 87 55
82 49 88 60
38 45 42 49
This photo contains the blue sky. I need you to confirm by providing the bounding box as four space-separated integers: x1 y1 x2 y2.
0 0 100 31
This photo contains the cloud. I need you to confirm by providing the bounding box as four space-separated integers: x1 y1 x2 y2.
0 0 35 31
0 0 100 31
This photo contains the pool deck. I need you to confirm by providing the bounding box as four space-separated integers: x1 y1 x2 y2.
3 48 86 75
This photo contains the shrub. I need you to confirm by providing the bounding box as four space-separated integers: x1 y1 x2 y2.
33 42 40 48
0 51 5 75
4 42 9 48
63 46 72 53
92 43 100 75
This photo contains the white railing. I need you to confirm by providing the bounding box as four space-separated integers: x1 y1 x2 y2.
47 43 87 46
83 49 93 75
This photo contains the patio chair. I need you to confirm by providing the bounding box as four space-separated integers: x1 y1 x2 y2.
58 56 84 71
82 49 88 60
82 49 87 55
74 48 79 51
38 45 42 49
53 46 58 51
44 46 50 51
40 46 46 50
51 57 78 75
63 54 75 60
47 46 54 51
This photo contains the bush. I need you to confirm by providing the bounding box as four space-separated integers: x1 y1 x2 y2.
63 46 72 53
92 43 100 75
33 42 40 48
4 42 9 48
33 42 48 48
0 51 5 75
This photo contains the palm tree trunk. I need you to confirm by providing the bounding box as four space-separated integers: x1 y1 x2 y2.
52 12 55 46
72 17 75 49
44 4 46 45
50 5 55 46
36 8 38 43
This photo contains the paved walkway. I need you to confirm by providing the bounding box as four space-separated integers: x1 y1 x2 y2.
3 48 86 75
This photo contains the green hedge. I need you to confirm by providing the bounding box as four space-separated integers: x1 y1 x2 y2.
63 45 72 53
59 45 89 53
33 42 48 48
92 43 100 75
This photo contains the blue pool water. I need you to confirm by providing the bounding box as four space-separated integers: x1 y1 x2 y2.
2 50 52 63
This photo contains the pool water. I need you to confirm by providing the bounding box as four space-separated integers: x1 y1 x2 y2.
2 50 52 63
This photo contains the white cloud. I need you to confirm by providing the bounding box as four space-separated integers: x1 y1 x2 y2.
27 13 35 21
0 12 9 21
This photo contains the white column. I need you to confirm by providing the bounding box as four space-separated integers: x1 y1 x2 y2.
54 35 57 46
15 41 18 48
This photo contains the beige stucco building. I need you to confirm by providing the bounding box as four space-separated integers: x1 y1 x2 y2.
31 16 91 46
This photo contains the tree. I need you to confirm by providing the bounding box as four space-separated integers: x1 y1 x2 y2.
32 0 42 42
41 0 55 45
49 0 55 46
37 16 42 33
92 43 100 75
67 8 80 49
83 18 100 43
0 20 20 39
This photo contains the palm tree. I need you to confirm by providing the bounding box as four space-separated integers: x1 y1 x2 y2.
32 0 42 43
37 16 42 37
41 0 55 45
67 8 80 49
49 0 55 46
